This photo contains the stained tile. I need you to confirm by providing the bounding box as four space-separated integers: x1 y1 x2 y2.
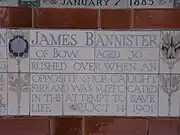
63 74 126 116
8 73 30 115
7 29 30 73
34 8 98 29
100 9 131 29
54 118 82 135
159 74 180 116
85 117 147 135
0 73 7 115
30 73 63 116
0 118 50 135
134 9 180 29
127 74 158 116
9 7 32 27
149 119 179 135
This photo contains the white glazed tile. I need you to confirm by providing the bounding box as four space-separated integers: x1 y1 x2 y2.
160 31 174 73
127 74 158 116
40 0 128 9
30 47 94 73
159 74 180 116
95 31 160 74
30 73 63 116
0 73 7 115
30 30 95 73
63 74 126 116
30 29 95 47
7 29 30 73
8 73 29 115
170 31 180 73
128 0 174 8
0 29 7 72
95 31 160 48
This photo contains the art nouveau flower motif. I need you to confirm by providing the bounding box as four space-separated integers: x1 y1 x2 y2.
8 73 29 114
9 35 29 59
161 32 180 70
8 34 29 115
159 74 180 115
160 32 180 116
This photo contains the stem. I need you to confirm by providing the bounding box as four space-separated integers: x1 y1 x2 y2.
168 70 172 116
168 94 171 116
16 57 21 115
17 57 21 74
168 59 173 72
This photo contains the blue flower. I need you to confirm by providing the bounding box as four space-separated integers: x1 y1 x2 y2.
9 35 29 58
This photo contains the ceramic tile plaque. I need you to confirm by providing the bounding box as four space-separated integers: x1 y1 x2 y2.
0 29 180 116
40 0 128 9
0 0 180 8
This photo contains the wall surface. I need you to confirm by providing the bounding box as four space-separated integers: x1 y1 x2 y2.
0 7 179 135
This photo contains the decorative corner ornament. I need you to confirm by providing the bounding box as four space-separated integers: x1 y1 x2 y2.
161 32 180 71
8 35 29 115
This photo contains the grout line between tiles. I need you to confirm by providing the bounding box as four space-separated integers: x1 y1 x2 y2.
29 29 31 116
157 32 161 116
32 8 35 28
147 118 149 135
50 118 55 135
98 9 101 30
130 8 134 29
30 7 34 116
6 27 8 116
125 73 128 116
82 117 85 135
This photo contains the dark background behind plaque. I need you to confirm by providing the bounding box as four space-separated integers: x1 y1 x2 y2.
0 6 179 135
